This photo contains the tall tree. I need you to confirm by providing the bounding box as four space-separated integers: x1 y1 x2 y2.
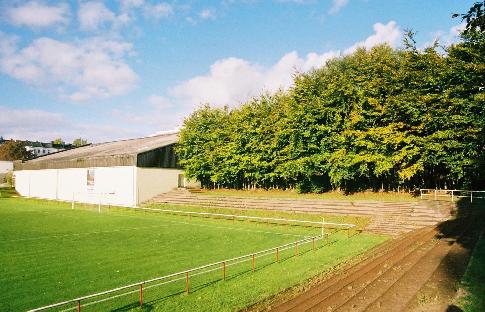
72 138 88 147
0 141 32 161
453 1 485 34
52 138 64 145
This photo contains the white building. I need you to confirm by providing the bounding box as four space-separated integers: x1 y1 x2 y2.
14 133 189 206
25 146 65 157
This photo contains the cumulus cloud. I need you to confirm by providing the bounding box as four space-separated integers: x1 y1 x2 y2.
169 50 339 107
0 106 143 142
148 95 172 109
329 0 349 15
144 2 173 19
425 22 466 48
199 9 216 20
6 1 70 28
0 34 139 101
168 21 400 108
78 1 116 31
344 21 401 54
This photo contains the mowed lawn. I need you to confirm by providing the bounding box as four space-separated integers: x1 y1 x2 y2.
0 198 387 311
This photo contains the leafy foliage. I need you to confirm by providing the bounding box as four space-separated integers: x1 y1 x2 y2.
72 138 89 147
0 140 32 161
177 32 485 192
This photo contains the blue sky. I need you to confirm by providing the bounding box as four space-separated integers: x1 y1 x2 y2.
0 0 470 143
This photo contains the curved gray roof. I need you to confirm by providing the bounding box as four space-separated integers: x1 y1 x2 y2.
15 133 179 170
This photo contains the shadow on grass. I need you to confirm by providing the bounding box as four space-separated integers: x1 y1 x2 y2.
435 198 485 312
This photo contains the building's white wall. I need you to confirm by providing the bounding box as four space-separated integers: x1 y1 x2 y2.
14 166 137 206
136 168 183 203
0 161 13 174
0 160 13 184
29 169 58 199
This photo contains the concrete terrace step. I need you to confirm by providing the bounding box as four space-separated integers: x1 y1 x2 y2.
148 189 453 236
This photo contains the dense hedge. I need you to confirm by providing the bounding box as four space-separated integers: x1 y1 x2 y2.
177 32 485 192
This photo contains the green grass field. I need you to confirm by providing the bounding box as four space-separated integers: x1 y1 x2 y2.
0 197 386 311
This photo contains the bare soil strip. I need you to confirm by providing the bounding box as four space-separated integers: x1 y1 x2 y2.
268 201 484 312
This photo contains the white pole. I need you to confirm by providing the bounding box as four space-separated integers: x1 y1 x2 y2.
471 191 473 203
451 190 454 202
98 196 101 214
420 189 423 199
321 217 325 237
71 192 74 209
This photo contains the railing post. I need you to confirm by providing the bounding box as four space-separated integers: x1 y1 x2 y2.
252 254 255 272
77 300 81 312
321 217 325 237
312 237 315 251
420 189 423 199
295 242 299 256
276 247 279 263
471 191 473 203
185 272 189 294
139 283 143 307
222 261 226 281
451 190 454 202
434 189 437 200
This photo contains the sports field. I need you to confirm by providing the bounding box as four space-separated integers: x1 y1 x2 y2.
0 197 386 311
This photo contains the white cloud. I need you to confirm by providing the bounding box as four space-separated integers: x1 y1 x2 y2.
425 22 466 48
120 0 145 10
144 2 173 19
0 106 143 143
329 0 349 15
199 9 216 20
148 95 172 109
344 21 401 54
0 34 139 101
168 21 399 109
450 22 466 36
169 50 340 107
6 1 70 28
78 1 116 31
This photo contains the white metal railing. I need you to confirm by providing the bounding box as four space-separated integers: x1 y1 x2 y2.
27 232 342 312
71 192 116 213
419 189 485 203
125 206 356 233
27 202 357 311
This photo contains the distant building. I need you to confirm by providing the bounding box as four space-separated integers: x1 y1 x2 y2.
13 133 195 206
23 141 73 158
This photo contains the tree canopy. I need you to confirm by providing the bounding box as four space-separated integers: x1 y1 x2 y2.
0 141 32 161
177 30 485 193
72 138 89 147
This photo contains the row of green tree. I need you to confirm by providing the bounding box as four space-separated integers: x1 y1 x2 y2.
177 26 484 193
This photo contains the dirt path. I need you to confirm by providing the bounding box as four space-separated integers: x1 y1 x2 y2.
267 206 482 312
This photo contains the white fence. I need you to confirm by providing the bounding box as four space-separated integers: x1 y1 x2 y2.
420 189 485 203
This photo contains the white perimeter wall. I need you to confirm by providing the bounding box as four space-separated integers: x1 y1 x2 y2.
14 166 137 206
0 161 13 174
136 168 183 204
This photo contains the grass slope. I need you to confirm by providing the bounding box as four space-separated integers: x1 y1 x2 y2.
457 230 485 312
0 197 386 311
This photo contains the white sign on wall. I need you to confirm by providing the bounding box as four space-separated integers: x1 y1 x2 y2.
87 169 95 191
